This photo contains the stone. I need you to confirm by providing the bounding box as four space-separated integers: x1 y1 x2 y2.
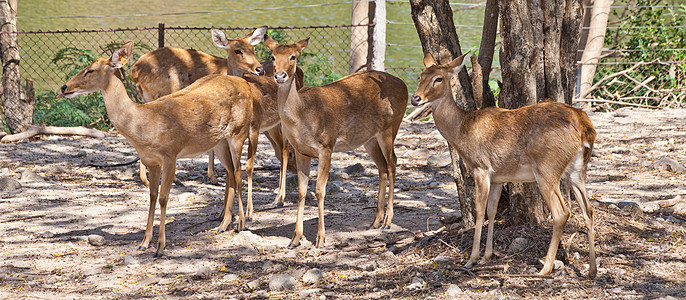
406 276 425 291
651 157 686 173
508 237 529 253
300 288 323 298
269 273 296 291
407 148 431 161
20 170 44 182
672 202 686 215
433 255 454 266
344 163 365 175
302 268 325 283
327 181 344 194
178 192 195 202
157 278 174 285
247 279 262 290
620 202 644 218
553 260 564 270
427 152 451 167
439 212 462 225
666 216 679 223
640 202 660 213
41 231 55 238
122 256 139 266
87 234 106 246
196 266 212 279
446 284 463 297
76 150 87 158
0 177 21 192
223 274 239 282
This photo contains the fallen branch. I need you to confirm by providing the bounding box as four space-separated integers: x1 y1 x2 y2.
405 103 432 122
88 157 139 168
0 214 47 223
1 125 106 143
574 98 660 109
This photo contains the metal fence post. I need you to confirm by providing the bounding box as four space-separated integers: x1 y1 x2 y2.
158 23 165 49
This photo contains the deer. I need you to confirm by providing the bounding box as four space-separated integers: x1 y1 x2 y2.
410 52 597 277
131 27 303 220
58 41 262 257
264 36 408 248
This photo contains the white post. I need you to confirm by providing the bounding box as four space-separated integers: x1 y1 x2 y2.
371 0 386 71
349 0 370 74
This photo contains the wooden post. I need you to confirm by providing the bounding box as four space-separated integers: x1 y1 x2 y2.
158 23 165 49
350 1 370 73
370 0 386 71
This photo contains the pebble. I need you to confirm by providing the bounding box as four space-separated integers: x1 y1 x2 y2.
406 276 425 291
553 260 564 270
157 278 173 285
87 234 106 246
439 212 462 224
247 279 262 290
508 237 529 253
665 216 679 223
196 266 212 279
41 231 55 238
446 284 463 297
427 152 451 167
122 256 139 266
299 288 323 298
344 163 365 175
433 255 454 266
20 170 44 182
639 202 660 213
407 148 431 161
223 274 239 282
0 177 21 192
302 268 325 283
672 202 686 215
651 157 686 173
269 273 296 291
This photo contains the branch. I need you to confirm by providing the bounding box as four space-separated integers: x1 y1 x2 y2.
574 98 660 109
579 60 658 99
1 125 106 143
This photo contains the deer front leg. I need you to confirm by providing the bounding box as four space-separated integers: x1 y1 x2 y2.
215 141 237 233
288 152 311 249
230 137 247 231
465 170 491 269
273 129 289 207
363 140 389 229
537 179 570 275
139 165 160 250
154 160 176 258
314 150 332 248
245 129 258 221
207 150 218 184
481 183 503 264
139 162 150 186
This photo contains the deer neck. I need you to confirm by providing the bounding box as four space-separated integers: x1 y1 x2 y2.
276 75 301 114
100 75 142 136
431 92 468 139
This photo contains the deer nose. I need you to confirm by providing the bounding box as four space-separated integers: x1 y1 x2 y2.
274 71 288 84
410 95 422 106
255 67 265 76
61 85 67 93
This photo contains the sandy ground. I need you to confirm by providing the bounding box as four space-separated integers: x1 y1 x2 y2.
0 107 684 299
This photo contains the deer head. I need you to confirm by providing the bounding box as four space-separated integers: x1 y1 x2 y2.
59 41 133 98
264 35 309 84
411 52 470 106
211 26 267 77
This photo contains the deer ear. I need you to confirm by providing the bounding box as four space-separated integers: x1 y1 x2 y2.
110 41 133 69
264 35 278 51
247 26 268 46
211 29 229 48
448 51 471 75
423 52 437 68
295 38 309 52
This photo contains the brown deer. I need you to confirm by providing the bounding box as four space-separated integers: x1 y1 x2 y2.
265 37 408 248
59 42 261 257
411 52 597 277
131 27 302 218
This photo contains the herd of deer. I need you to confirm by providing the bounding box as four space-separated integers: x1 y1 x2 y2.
56 27 597 277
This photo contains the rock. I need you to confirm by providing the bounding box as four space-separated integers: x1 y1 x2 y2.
406 276 425 291
41 231 55 238
651 157 686 173
327 181 344 194
379 251 400 267
553 260 564 270
223 274 239 282
439 212 462 224
269 273 296 291
446 284 463 297
672 202 686 215
0 168 9 176
427 152 451 167
87 234 106 246
665 216 679 223
620 202 644 217
640 202 660 213
76 150 87 158
407 148 431 161
508 237 529 253
286 174 298 186
300 288 323 298
196 266 212 279
0 177 21 192
262 261 283 273
122 256 139 266
433 255 454 266
344 163 365 175
123 167 136 178
302 268 325 283
247 279 262 290
157 278 174 285
178 192 195 202
20 170 44 182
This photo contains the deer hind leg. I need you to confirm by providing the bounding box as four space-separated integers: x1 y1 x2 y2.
314 149 333 248
569 169 597 277
465 170 491 269
377 129 398 229
363 140 388 229
215 140 237 233
274 129 291 208
154 159 177 258
230 135 247 231
537 175 570 275
288 152 312 249
481 183 503 264
245 128 259 222
139 165 160 250
207 150 218 184
139 162 150 186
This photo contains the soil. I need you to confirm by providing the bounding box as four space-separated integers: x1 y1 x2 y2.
0 107 685 299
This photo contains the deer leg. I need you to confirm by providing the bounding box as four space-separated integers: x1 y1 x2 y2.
570 173 597 277
363 140 388 229
207 150 218 184
377 131 398 229
139 162 150 186
288 152 311 249
273 129 290 207
139 164 160 250
245 128 258 222
230 137 246 231
216 140 237 233
314 149 332 248
465 170 491 269
154 160 176 258
481 183 503 264
537 178 570 275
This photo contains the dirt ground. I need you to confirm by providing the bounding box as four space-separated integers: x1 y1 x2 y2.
0 107 685 299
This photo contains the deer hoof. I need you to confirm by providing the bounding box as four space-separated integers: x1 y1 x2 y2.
271 201 284 208
287 242 299 249
153 251 164 258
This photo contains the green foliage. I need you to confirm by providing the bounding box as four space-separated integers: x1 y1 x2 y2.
256 28 288 62
299 52 342 86
51 47 98 80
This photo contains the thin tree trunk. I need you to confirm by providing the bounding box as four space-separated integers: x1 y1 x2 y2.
477 0 498 108
410 0 476 227
561 0 584 104
579 0 613 102
1 0 32 133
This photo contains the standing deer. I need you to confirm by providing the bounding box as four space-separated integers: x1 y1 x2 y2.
59 42 261 257
411 52 597 277
265 37 408 248
131 27 303 219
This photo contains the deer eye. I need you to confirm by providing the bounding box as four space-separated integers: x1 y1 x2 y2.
289 55 296 61
270 56 275 61
433 77 443 85
234 50 243 55
84 69 94 76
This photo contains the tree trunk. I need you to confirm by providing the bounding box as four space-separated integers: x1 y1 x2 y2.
476 0 498 108
410 0 476 227
578 0 612 102
1 0 32 134
349 0 371 73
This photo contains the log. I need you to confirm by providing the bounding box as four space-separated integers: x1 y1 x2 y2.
1 125 106 143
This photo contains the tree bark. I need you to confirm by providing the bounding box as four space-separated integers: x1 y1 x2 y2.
1 0 32 133
476 0 499 108
410 0 476 227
